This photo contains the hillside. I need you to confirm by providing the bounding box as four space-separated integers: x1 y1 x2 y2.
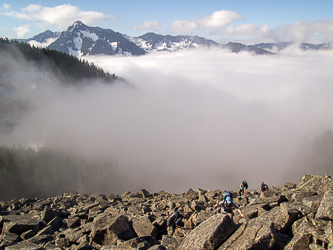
0 38 126 136
0 174 332 249
0 38 123 84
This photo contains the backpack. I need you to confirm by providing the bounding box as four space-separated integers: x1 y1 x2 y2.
221 191 234 203
166 209 180 227
242 181 248 189
222 191 231 199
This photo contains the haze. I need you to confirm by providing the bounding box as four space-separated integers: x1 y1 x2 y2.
3 47 333 194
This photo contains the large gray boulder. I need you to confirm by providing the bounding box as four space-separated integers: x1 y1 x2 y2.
1 215 43 235
132 215 158 238
302 194 323 211
219 217 277 250
89 215 136 245
297 174 333 194
177 213 236 250
260 206 300 234
315 190 333 220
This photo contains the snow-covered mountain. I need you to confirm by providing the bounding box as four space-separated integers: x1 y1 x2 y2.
125 32 219 52
253 42 333 52
16 21 333 56
47 21 146 56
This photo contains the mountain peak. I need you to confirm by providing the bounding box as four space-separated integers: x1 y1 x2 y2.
67 20 87 32
73 20 84 26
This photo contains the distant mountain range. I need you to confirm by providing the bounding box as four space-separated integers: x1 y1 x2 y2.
16 21 333 56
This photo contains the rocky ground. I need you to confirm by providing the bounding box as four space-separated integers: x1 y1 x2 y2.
0 174 333 250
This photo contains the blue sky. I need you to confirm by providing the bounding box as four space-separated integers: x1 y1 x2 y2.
1 0 333 44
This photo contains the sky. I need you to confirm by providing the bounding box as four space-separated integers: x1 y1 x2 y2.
1 0 333 44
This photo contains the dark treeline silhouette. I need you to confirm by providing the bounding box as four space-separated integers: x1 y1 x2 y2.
0 145 120 201
0 37 125 84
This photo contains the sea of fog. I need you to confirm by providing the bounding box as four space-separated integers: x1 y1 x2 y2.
3 47 333 194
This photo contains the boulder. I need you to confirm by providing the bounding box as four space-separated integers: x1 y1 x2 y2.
219 217 277 250
315 190 333 220
0 231 19 248
190 210 214 227
132 215 158 238
184 188 199 200
160 235 180 249
190 200 206 212
140 189 150 198
284 232 311 250
298 174 333 194
177 213 236 250
1 215 43 235
260 206 300 234
89 215 136 245
302 194 323 211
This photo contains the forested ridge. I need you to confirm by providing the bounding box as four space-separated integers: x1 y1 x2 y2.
0 37 124 84
0 145 120 201
0 37 126 201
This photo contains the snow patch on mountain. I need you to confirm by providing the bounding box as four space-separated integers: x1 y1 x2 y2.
81 30 99 41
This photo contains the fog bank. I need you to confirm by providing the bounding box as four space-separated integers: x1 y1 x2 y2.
3 47 333 194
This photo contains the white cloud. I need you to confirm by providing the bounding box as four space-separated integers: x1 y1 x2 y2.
2 3 10 10
14 24 31 38
2 4 114 29
278 19 333 44
213 18 333 44
168 10 243 34
132 20 161 31
213 24 279 43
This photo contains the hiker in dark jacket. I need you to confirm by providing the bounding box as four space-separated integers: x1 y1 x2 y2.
261 182 268 192
166 211 188 236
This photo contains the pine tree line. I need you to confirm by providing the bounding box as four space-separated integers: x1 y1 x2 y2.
0 37 125 84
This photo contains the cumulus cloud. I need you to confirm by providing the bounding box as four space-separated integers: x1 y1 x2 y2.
213 24 280 43
132 20 161 31
168 10 243 34
14 24 30 38
1 4 114 29
278 19 333 44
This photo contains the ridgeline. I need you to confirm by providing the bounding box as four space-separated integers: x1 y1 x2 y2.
0 37 124 84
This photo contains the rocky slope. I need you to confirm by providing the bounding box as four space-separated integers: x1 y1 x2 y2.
0 174 332 249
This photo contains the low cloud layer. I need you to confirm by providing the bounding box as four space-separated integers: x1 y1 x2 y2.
2 48 333 194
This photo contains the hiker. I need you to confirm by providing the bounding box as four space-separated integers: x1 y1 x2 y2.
214 191 245 219
166 209 189 236
261 182 268 192
238 180 248 196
